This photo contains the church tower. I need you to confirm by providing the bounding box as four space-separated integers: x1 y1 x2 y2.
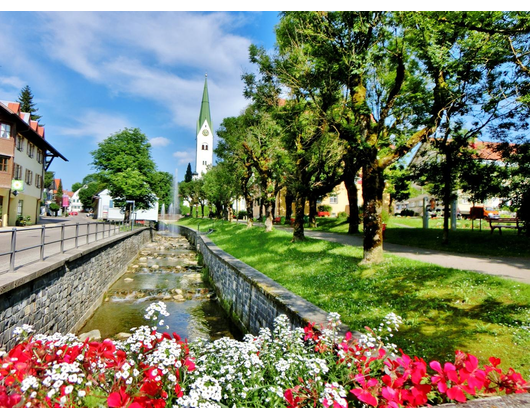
195 74 213 177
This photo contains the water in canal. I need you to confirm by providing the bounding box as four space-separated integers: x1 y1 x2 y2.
78 232 241 342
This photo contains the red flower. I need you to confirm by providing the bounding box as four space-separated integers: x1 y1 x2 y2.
107 387 141 408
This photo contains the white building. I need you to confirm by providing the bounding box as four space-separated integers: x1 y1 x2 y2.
68 186 84 214
94 189 158 222
195 75 213 177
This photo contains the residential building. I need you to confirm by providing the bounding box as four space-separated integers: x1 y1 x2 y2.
395 140 506 218
68 187 84 214
0 101 67 226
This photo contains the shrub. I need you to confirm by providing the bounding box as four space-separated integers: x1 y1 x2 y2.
318 204 332 213
337 211 348 219
400 209 415 217
237 210 247 219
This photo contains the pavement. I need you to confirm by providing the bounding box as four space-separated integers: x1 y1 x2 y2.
271 225 530 284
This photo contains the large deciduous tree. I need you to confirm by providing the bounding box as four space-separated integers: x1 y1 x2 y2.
91 128 158 220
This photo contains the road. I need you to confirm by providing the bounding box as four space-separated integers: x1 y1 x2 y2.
0 215 124 273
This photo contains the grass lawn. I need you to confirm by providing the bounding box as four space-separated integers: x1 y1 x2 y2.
311 216 530 258
177 217 530 378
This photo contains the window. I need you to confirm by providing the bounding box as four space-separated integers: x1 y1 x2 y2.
25 169 33 185
202 161 207 166
36 149 44 164
16 135 24 151
35 174 42 188
0 123 11 139
14 164 23 179
27 142 35 158
329 196 338 204
109 200 114 208
17 200 23 217
0 156 8 172
202 143 208 150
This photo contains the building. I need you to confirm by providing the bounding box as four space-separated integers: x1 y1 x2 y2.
68 187 84 214
0 101 67 226
195 75 213 177
396 140 506 218
94 189 159 222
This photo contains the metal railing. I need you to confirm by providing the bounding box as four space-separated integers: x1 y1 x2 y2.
0 220 141 274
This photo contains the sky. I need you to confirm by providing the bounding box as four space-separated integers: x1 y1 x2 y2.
0 9 280 190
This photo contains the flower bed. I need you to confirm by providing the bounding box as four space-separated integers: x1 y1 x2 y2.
0 303 527 408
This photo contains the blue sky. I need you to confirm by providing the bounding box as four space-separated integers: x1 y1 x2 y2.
0 10 280 190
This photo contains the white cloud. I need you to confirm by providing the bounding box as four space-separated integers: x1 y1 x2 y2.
150 136 170 147
173 150 195 165
38 11 253 131
56 110 131 143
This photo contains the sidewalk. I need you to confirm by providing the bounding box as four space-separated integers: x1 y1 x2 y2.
272 225 530 284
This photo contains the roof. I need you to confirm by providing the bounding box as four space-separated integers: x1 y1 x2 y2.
196 75 212 135
0 101 68 163
408 138 506 168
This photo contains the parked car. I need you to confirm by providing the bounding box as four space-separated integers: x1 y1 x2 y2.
317 211 330 217
470 206 500 220
70 211 78 216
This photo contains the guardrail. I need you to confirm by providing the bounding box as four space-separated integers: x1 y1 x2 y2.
0 221 144 274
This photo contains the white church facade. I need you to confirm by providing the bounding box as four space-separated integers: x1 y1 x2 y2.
195 75 213 177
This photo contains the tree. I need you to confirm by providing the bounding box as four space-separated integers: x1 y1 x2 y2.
91 128 158 221
216 112 258 228
202 161 241 220
18 85 42 122
151 171 174 210
184 163 194 183
71 182 83 193
269 11 528 262
44 171 55 190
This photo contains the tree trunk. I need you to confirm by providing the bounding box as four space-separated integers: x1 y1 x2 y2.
343 155 362 234
361 163 385 264
285 191 294 223
246 200 254 229
292 194 306 242
264 202 273 232
442 151 452 245
344 175 360 234
308 197 317 227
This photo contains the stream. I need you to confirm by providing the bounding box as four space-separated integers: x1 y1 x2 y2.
77 232 241 342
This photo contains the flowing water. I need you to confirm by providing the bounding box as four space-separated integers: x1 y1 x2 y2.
78 232 241 342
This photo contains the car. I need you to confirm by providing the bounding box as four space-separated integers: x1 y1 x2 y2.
317 211 330 217
69 211 78 216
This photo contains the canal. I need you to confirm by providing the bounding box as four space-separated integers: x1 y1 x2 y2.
77 232 241 341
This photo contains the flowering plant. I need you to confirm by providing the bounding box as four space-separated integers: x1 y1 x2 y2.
0 304 527 408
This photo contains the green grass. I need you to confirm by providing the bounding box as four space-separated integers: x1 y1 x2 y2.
177 217 530 378
312 216 530 258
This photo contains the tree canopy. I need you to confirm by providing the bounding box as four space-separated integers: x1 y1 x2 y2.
18 85 41 122
91 128 159 210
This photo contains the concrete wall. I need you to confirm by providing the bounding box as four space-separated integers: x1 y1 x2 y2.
0 228 153 350
179 225 350 337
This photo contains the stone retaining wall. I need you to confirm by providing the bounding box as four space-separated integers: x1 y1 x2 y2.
0 228 153 350
179 225 349 336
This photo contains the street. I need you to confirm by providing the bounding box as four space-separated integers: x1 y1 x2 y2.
0 215 123 273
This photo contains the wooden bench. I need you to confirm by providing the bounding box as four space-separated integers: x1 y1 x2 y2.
488 218 524 235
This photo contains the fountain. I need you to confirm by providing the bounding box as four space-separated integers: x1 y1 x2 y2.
159 169 180 236
78 233 241 342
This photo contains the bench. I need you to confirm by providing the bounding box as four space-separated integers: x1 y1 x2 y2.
273 217 282 224
488 218 524 235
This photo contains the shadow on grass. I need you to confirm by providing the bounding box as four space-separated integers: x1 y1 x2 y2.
385 227 530 258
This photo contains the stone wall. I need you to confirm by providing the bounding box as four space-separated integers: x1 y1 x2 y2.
179 225 350 337
0 228 153 350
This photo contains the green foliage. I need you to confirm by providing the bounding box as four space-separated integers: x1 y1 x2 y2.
71 182 83 192
184 163 193 182
18 85 41 122
44 171 55 189
78 182 103 210
317 204 332 213
150 171 173 210
91 128 157 210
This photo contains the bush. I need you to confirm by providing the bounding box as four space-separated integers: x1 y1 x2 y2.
400 209 415 217
280 216 286 224
337 211 348 219
318 204 332 213
237 210 247 219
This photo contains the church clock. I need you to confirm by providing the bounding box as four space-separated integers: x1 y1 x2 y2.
202 129 209 136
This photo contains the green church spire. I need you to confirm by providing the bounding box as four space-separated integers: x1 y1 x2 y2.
197 74 212 135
